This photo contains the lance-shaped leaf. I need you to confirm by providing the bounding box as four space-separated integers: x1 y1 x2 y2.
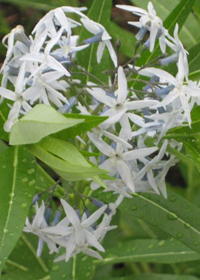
100 189 200 255
29 141 106 181
39 137 90 167
0 147 37 276
94 238 200 265
9 105 84 146
56 114 107 140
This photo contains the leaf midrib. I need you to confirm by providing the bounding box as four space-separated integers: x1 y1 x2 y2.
94 250 199 265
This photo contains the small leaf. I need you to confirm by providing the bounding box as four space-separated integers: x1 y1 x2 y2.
9 105 84 145
56 114 107 140
0 147 37 275
29 142 106 181
39 137 91 167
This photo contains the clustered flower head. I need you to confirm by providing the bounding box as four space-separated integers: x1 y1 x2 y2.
24 197 122 261
1 1 200 262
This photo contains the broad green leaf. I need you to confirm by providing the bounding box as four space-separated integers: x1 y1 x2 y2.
9 105 84 145
94 238 200 265
108 22 136 58
101 274 200 280
56 114 107 140
132 0 195 87
0 147 37 276
2 234 51 280
77 0 112 84
50 251 93 280
100 189 200 255
29 143 106 181
131 0 200 47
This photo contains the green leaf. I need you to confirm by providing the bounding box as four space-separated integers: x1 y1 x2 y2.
100 189 200 255
56 114 107 140
77 0 112 84
94 238 200 265
2 234 51 280
100 274 200 280
131 0 200 47
50 252 94 280
9 105 84 145
39 137 90 167
0 147 37 275
29 142 106 181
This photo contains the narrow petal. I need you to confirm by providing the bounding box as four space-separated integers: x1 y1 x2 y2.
88 132 114 157
106 41 117 67
87 87 116 107
82 205 107 228
117 66 127 103
116 159 135 192
127 99 159 110
84 229 105 252
122 147 157 161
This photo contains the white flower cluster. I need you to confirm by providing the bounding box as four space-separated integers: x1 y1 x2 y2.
0 1 198 262
0 6 117 131
24 197 122 261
